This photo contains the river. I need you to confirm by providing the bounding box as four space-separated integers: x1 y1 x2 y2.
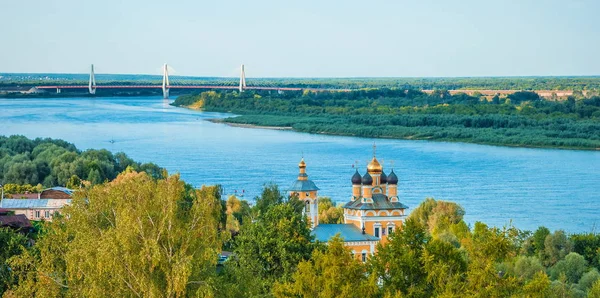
1 96 599 233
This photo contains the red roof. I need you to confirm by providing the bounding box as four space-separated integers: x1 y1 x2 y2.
7 193 39 199
0 214 33 230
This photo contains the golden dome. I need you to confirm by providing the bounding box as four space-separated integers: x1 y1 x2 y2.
367 157 382 173
299 158 306 168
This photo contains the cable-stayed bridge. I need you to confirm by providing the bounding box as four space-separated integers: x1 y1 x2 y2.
34 64 350 98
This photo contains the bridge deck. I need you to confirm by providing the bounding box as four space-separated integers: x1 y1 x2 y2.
34 85 348 92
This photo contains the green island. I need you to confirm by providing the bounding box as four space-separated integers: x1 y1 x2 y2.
1 136 600 297
172 89 600 150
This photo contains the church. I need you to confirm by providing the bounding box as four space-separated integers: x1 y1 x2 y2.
288 148 408 261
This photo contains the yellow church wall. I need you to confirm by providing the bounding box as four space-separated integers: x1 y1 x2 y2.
345 242 377 261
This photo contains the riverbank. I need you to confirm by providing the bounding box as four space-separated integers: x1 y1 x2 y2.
216 114 600 151
208 118 292 130
171 90 600 151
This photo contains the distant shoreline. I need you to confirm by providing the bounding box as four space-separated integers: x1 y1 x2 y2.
207 118 292 130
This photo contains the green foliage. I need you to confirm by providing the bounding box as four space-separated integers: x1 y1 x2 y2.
273 235 378 298
253 183 285 216
177 89 600 150
571 233 600 270
0 228 28 294
220 187 316 296
0 183 42 195
6 171 223 297
370 217 432 297
513 255 545 281
578 268 600 292
523 271 551 297
317 197 344 224
225 195 251 234
544 230 574 266
0 135 164 187
421 238 468 296
408 197 466 239
549 252 588 284
589 279 600 297
533 226 551 256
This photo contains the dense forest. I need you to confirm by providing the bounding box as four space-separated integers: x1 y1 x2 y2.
2 175 600 297
0 135 163 190
172 89 600 150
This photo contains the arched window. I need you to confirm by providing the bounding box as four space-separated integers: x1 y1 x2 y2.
305 201 310 212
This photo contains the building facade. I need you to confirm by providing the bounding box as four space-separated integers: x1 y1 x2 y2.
0 187 73 221
288 149 408 261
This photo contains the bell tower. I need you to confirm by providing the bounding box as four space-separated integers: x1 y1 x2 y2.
288 158 320 228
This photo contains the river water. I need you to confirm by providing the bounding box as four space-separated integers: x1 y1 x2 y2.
1 96 599 233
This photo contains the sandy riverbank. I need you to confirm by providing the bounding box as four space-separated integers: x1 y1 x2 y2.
208 118 293 130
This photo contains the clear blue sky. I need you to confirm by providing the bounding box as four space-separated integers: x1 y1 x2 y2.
1 0 598 77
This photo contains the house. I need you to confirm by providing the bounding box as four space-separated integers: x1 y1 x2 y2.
0 187 73 221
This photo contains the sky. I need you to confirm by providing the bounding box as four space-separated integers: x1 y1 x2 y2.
0 0 599 77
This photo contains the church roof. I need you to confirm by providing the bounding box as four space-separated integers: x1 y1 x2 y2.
312 224 379 242
343 193 408 210
288 179 320 192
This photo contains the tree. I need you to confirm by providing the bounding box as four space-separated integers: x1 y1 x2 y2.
463 222 521 296
492 94 501 104
0 228 28 294
87 168 102 185
6 171 223 297
549 252 588 284
589 279 600 298
421 238 467 296
273 235 378 298
65 175 82 189
578 268 600 292
544 230 573 266
253 183 284 215
225 195 251 234
522 271 551 298
571 233 600 270
224 201 315 296
408 197 465 238
370 217 431 297
532 226 550 256
318 197 344 224
513 255 544 281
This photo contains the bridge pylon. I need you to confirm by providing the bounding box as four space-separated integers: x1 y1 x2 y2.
88 64 97 95
239 64 246 92
162 63 170 99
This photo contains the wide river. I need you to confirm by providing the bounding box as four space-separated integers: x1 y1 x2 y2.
1 96 599 233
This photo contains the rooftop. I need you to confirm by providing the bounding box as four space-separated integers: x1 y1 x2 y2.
43 187 74 195
288 179 320 192
312 224 379 242
7 193 40 199
0 214 33 230
0 199 72 209
344 193 408 210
